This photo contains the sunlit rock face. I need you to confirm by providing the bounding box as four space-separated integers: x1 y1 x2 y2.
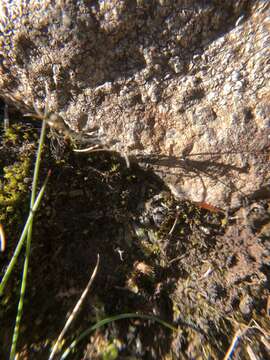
0 0 269 207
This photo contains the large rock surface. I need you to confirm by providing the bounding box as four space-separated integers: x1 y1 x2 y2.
0 0 269 207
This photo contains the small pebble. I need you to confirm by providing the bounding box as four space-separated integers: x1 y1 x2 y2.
239 294 254 316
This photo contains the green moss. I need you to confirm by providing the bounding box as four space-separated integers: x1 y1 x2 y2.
0 123 38 243
140 238 161 256
3 125 20 145
0 158 31 224
102 342 119 360
109 162 120 173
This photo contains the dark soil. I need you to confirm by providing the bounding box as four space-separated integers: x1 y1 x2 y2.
0 116 269 359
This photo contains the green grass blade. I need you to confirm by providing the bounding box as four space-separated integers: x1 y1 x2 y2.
30 117 47 208
60 313 177 359
0 171 50 295
9 120 47 360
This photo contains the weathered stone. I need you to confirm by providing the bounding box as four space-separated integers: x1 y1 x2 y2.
0 0 269 207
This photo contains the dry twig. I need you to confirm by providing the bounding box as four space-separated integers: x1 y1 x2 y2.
49 254 100 360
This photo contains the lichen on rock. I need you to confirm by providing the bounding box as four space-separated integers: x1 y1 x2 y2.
0 0 269 207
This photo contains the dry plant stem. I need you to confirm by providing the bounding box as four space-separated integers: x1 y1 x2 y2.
168 213 179 236
4 103 9 130
73 148 130 168
0 224 6 252
223 329 243 360
168 254 186 265
9 119 47 360
250 319 270 337
246 345 258 360
223 320 270 360
49 254 100 360
73 145 101 153
260 336 270 351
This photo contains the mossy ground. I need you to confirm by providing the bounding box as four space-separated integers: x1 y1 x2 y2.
0 118 269 359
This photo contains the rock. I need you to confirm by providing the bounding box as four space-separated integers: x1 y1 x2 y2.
0 0 269 208
239 294 254 316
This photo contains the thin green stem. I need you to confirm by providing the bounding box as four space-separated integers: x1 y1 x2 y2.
0 171 49 295
9 120 47 360
30 118 47 208
60 313 177 359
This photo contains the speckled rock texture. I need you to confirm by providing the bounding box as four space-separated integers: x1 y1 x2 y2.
0 0 269 207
